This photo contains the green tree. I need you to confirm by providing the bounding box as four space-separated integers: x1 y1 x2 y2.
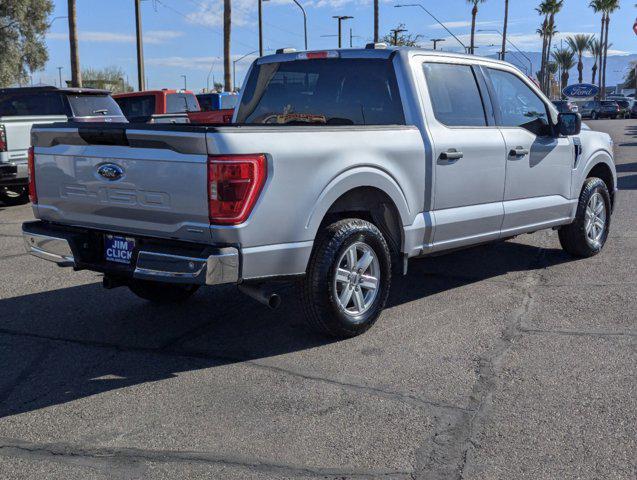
552 47 575 95
588 37 602 84
566 34 594 84
0 0 53 87
82 66 134 93
466 0 487 54
381 24 422 47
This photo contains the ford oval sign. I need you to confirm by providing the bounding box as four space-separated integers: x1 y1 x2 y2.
97 163 124 181
563 83 600 99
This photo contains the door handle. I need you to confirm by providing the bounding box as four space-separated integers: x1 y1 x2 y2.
440 149 463 161
509 147 529 157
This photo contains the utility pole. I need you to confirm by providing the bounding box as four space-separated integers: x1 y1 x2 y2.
373 0 379 43
134 0 145 91
431 38 445 50
223 0 231 92
390 27 407 46
332 16 353 49
258 0 263 57
67 0 81 87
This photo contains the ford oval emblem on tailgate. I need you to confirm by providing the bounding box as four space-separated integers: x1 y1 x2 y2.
97 163 124 181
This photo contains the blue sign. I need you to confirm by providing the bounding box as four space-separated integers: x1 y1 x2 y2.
563 83 600 99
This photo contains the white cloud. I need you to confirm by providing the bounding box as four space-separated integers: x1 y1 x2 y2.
147 54 258 70
47 30 183 44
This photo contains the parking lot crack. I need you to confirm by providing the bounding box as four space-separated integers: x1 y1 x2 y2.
0 437 413 478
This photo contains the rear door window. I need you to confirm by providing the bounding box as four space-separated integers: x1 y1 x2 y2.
422 63 487 127
219 95 238 110
66 94 123 118
166 93 200 113
115 95 156 119
0 92 67 116
236 58 405 125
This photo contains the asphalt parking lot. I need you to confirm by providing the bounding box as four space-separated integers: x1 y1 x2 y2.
0 119 635 480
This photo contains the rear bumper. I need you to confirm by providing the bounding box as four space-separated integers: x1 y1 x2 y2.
22 221 239 286
0 162 28 187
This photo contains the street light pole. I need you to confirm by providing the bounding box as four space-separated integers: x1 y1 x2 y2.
394 4 466 51
206 60 216 92
332 16 353 49
233 50 258 91
57 67 63 88
258 0 263 57
291 0 308 50
134 0 146 91
181 75 187 90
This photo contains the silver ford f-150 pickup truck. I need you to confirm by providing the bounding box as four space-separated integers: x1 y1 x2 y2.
22 46 617 338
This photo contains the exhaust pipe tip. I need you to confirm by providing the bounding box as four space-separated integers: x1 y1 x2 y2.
238 283 281 310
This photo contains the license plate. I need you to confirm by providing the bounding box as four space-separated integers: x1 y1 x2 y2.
104 235 136 264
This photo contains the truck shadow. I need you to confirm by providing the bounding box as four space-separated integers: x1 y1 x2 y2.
0 240 571 419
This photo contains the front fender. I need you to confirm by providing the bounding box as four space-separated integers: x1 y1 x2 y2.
305 166 412 237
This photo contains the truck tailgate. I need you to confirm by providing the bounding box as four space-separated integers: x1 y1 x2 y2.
32 125 212 243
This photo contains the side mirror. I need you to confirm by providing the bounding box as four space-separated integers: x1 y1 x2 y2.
557 112 581 136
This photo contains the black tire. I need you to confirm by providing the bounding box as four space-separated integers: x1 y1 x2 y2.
0 186 29 206
128 279 199 303
558 177 611 258
302 218 392 338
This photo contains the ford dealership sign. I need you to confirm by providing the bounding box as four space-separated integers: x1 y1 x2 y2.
563 83 600 99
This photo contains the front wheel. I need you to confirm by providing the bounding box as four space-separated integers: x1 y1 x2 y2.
0 186 29 206
558 177 611 258
128 279 199 303
302 218 392 338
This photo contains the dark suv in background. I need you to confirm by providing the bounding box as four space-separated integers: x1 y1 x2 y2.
579 100 621 119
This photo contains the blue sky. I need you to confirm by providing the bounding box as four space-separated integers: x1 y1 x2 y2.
40 0 637 91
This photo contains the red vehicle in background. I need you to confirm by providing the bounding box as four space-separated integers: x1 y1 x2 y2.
113 89 233 124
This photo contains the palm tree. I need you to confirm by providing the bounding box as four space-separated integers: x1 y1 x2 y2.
544 0 563 93
67 0 81 87
601 0 620 99
537 1 552 91
589 38 602 84
589 1 606 93
223 0 231 92
501 0 509 61
552 47 575 95
566 34 594 84
467 0 487 54
546 61 559 95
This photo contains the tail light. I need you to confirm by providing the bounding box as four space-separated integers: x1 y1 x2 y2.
28 147 37 204
207 154 266 225
0 125 6 152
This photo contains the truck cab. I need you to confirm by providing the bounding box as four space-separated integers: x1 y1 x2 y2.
113 89 200 124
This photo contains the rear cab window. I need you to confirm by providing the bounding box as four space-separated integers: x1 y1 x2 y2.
0 92 68 117
166 93 200 113
115 95 156 119
236 57 405 125
66 94 123 118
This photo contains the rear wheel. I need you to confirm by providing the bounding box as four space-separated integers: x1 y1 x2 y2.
558 177 611 258
0 186 29 206
302 218 391 338
128 279 199 303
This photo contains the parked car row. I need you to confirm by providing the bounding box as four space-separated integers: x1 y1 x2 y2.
552 98 635 119
0 86 238 205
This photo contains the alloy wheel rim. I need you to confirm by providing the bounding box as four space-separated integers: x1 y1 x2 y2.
584 192 606 249
333 242 380 318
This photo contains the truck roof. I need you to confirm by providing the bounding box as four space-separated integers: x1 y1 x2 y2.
256 46 513 69
0 86 112 95
113 89 195 98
